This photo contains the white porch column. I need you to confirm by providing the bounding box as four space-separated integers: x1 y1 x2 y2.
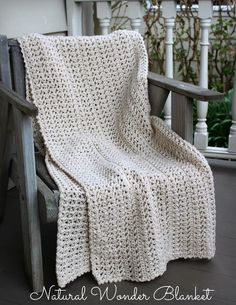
194 0 213 149
162 0 176 127
96 2 112 35
229 64 236 152
127 1 143 33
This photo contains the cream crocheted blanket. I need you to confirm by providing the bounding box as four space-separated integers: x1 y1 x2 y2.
19 31 215 288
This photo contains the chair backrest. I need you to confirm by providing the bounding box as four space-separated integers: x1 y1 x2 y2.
0 36 28 174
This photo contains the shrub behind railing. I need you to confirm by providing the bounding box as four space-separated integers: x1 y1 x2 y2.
144 0 236 92
144 0 235 147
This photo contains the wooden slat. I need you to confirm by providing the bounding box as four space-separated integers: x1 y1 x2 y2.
11 158 59 223
10 43 44 292
148 83 169 116
9 40 26 97
0 81 38 116
172 92 193 143
0 36 12 87
148 72 224 101
2 39 37 115
0 35 13 221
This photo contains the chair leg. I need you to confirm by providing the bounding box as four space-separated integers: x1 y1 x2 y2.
0 152 10 222
0 35 13 222
14 109 44 292
0 110 14 222
18 182 44 292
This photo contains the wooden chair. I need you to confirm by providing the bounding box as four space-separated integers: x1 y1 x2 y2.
0 34 223 292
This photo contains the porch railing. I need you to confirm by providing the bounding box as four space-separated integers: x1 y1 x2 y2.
65 0 236 160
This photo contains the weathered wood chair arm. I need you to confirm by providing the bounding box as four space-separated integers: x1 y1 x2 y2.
148 72 224 102
0 81 38 116
148 72 224 144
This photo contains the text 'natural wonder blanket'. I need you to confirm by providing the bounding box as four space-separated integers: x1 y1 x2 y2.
18 30 216 288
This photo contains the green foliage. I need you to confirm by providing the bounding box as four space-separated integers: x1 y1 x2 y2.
209 16 236 92
193 90 233 147
207 90 233 147
145 2 236 91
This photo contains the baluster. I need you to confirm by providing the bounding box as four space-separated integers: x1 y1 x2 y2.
194 0 213 150
96 2 112 35
229 64 236 152
82 1 95 36
162 0 177 127
66 0 83 36
127 1 143 33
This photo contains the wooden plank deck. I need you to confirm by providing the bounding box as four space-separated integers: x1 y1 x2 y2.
0 159 235 305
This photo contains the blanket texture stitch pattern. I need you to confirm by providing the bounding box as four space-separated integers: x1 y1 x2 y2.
18 30 216 288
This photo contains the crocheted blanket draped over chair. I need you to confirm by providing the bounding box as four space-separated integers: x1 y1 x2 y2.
18 30 216 288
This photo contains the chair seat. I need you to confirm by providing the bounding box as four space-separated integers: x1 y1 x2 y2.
35 152 58 190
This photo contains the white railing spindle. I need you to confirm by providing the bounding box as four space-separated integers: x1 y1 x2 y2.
162 0 176 128
96 2 112 35
194 0 213 150
82 2 94 35
127 1 143 33
66 0 83 36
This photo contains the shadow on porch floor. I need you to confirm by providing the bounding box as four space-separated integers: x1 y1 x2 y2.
0 159 235 305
